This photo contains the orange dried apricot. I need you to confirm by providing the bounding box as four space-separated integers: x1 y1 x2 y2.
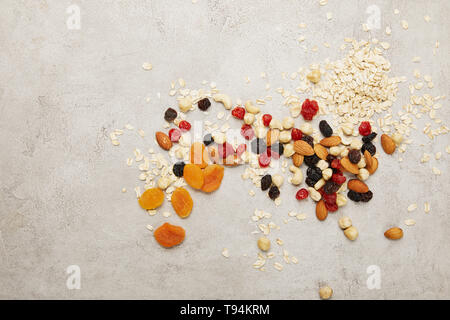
154 223 185 248
183 163 204 189
171 187 193 218
138 188 164 210
201 164 224 193
190 142 209 169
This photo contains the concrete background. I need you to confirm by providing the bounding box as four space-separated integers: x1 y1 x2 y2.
0 0 449 299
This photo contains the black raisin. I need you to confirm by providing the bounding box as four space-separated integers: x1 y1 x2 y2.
197 98 211 111
164 108 177 122
261 175 272 191
348 149 361 164
360 190 373 202
172 161 186 177
301 135 314 148
319 120 333 137
307 166 322 181
326 154 337 164
268 185 280 200
270 142 284 155
306 177 317 187
362 132 377 143
323 181 340 194
347 190 361 202
203 133 214 146
361 142 376 156
251 138 267 154
304 154 320 167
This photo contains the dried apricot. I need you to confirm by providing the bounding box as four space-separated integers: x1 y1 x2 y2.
183 163 204 189
190 142 209 169
201 164 224 192
171 187 193 218
138 188 164 210
154 223 185 248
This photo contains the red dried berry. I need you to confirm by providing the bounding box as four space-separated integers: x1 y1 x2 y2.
331 159 341 169
241 124 255 140
325 201 338 212
295 188 309 200
262 114 272 127
291 128 303 141
300 99 319 121
168 128 181 142
218 142 235 159
236 144 247 157
331 173 346 185
231 106 245 120
358 121 372 136
178 120 191 131
323 192 337 204
258 151 271 168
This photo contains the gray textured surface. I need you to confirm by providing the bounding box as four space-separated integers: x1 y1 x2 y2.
0 0 449 299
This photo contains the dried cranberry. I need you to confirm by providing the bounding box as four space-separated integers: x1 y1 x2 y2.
231 106 245 120
236 144 247 157
331 173 346 185
203 133 214 146
258 151 271 168
261 175 272 191
197 98 211 111
325 201 338 212
301 135 314 148
362 132 377 143
323 192 337 204
358 121 372 136
168 128 181 142
348 149 361 164
291 128 303 141
361 142 376 156
178 120 191 131
268 185 280 200
262 114 272 127
331 159 341 169
319 120 333 137
251 138 267 154
164 108 177 122
296 188 309 200
300 99 319 121
241 124 255 140
218 142 235 159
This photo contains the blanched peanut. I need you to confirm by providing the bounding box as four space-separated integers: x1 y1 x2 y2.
178 96 193 112
269 119 283 130
244 113 255 125
322 168 332 180
317 160 329 170
282 117 295 130
357 168 370 181
344 226 358 240
336 194 347 207
300 123 313 135
314 178 325 190
338 216 352 229
308 187 321 201
279 130 291 143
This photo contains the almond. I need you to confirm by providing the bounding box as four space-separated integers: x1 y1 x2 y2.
314 144 328 160
340 156 359 174
155 131 172 150
381 134 396 154
266 129 280 146
347 179 369 193
294 140 315 156
366 156 378 174
292 153 304 167
316 200 328 221
384 227 403 240
364 150 373 168
320 136 341 147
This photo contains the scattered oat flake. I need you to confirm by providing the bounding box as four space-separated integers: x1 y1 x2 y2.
111 140 120 146
412 56 421 63
125 124 134 130
424 15 431 22
147 210 157 216
319 0 327 5
274 262 283 271
385 26 392 35
222 248 230 258
142 62 152 70
432 167 441 175
407 203 417 212
134 186 141 198
138 129 145 137
249 189 255 196
404 219 416 226
296 213 307 220
121 188 127 193
424 202 431 213
435 152 442 160
446 146 450 154
326 12 333 20
401 20 408 29
394 9 400 14
162 211 171 218
146 225 154 231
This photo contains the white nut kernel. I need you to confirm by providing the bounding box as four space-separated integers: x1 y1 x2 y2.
279 130 292 143
350 138 363 150
336 194 347 207
178 96 193 112
341 123 354 135
307 69 321 84
157 177 171 190
254 126 267 139
244 100 260 114
212 132 226 144
269 119 283 130
344 226 358 241
300 123 313 135
329 146 343 156
308 187 322 201
283 143 295 157
213 93 232 110
244 113 255 125
357 168 370 181
340 148 349 157
317 160 329 170
289 166 303 185
314 178 325 190
272 174 284 187
282 117 295 130
322 168 333 180
391 132 404 145
357 157 366 168
290 103 301 118
338 216 352 229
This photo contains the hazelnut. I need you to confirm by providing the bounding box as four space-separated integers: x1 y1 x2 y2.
319 286 333 300
257 237 271 251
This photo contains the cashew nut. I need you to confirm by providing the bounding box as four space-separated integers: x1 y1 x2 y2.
272 174 284 187
244 100 260 114
340 148 349 157
391 132 403 145
213 93 232 110
289 165 303 185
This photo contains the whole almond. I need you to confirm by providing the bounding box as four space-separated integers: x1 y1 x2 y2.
366 156 378 174
384 227 403 240
266 129 280 146
320 136 341 147
340 156 360 174
316 200 328 221
347 179 369 193
364 150 373 168
155 131 172 150
314 144 328 160
292 153 304 167
294 140 315 156
381 134 396 154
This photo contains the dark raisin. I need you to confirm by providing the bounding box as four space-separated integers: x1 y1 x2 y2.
261 175 272 191
172 161 185 177
319 120 333 137
270 142 284 155
304 154 320 167
323 181 340 194
326 154 337 164
306 177 317 187
301 135 314 148
361 142 376 156
307 166 322 181
348 149 361 164
198 98 211 111
362 132 377 143
203 133 214 146
164 108 178 122
268 185 280 200
347 190 361 202
360 190 373 202
251 138 267 154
